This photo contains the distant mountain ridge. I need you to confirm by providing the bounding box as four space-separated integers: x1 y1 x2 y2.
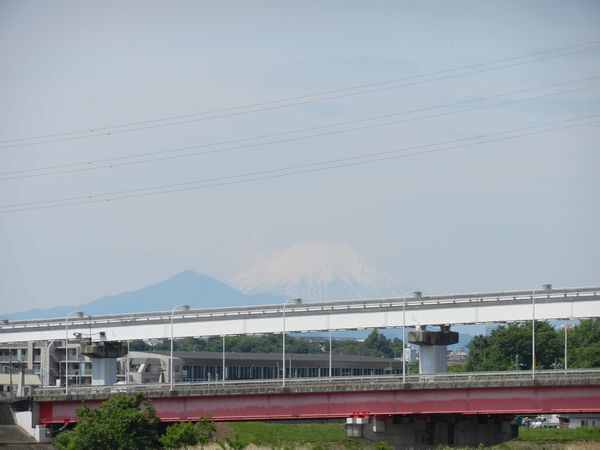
2 271 284 320
3 242 412 320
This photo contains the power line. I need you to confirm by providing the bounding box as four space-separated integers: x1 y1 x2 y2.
1 41 599 149
2 75 598 181
2 115 597 213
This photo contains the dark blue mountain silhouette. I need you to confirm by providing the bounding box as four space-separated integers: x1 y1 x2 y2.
2 271 285 320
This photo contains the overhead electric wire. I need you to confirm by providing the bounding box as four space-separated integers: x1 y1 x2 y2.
2 115 598 213
1 40 599 149
2 75 599 181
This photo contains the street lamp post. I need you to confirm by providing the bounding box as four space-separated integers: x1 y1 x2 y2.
65 311 83 395
564 319 569 373
328 328 332 380
170 304 190 391
282 298 302 387
531 283 551 379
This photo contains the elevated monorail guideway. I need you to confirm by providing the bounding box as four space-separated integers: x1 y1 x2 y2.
1 286 599 343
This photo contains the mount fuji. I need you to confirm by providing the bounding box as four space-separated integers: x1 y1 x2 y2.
230 242 411 301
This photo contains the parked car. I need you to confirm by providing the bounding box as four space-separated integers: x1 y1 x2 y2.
530 415 559 428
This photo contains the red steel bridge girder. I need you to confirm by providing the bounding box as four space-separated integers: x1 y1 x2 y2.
39 384 600 424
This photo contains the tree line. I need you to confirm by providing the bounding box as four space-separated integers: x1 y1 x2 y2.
464 319 600 371
130 329 405 359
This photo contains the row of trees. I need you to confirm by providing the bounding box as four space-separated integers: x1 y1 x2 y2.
465 319 600 371
131 329 405 359
130 319 599 371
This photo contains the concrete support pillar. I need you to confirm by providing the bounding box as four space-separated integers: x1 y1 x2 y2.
359 414 517 447
81 340 127 386
27 342 34 370
345 417 366 437
40 342 50 387
408 325 459 374
91 359 118 386
17 368 24 397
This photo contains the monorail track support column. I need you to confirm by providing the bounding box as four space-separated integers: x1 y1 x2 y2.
408 325 459 374
81 337 127 386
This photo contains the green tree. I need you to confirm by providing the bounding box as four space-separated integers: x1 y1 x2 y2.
364 330 394 358
390 337 404 359
54 394 161 450
160 422 198 449
160 417 216 449
465 322 562 371
331 338 364 356
567 319 600 368
128 340 151 351
465 334 492 371
151 330 407 359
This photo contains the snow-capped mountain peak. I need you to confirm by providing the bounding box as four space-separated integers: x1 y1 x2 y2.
230 242 405 300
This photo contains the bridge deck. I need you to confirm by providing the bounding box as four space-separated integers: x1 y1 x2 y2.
34 371 600 423
34 370 600 424
1 286 599 342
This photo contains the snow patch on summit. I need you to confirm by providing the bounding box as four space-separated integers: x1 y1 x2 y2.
230 242 405 300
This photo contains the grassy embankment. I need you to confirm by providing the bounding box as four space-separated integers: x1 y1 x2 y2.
197 422 600 449
227 422 347 444
213 421 377 449
518 426 600 442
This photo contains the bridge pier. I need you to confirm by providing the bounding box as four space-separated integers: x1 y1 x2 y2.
408 325 459 374
353 414 517 448
81 340 127 385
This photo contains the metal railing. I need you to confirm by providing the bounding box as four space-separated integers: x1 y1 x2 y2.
3 286 599 332
32 368 600 398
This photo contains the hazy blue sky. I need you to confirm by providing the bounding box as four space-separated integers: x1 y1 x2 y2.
1 1 599 314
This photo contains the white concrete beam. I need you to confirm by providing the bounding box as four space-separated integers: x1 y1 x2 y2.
0 287 598 343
